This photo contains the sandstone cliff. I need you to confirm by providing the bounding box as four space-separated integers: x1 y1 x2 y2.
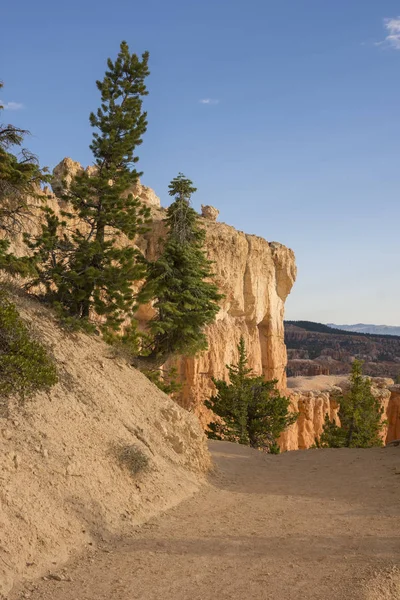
51 157 162 209
280 375 397 450
136 217 296 423
15 158 296 424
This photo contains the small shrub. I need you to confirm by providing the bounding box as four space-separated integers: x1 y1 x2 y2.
116 444 150 476
269 442 281 455
206 337 298 452
0 290 58 401
320 360 385 448
311 436 321 449
102 319 142 362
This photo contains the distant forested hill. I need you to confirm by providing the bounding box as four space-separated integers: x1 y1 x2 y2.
284 321 400 379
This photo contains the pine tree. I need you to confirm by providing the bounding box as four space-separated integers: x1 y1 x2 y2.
138 174 222 363
27 42 151 328
205 337 298 452
0 83 48 274
0 82 47 212
320 360 385 448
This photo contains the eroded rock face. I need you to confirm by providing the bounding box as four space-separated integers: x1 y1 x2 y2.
13 158 297 424
51 157 161 208
201 205 219 221
138 220 296 423
387 385 400 442
187 231 295 421
281 377 394 450
130 179 161 208
52 157 82 197
280 390 339 451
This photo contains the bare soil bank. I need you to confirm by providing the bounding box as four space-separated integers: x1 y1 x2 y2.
0 295 209 597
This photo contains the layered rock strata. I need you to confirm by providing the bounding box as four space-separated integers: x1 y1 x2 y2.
281 376 396 450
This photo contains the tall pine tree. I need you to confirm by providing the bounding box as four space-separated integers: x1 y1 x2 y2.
138 174 222 364
27 42 151 328
320 360 385 448
205 337 298 452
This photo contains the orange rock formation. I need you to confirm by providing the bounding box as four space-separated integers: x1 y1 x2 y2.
10 159 297 423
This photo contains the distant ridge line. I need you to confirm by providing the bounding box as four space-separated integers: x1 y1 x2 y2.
285 320 400 340
328 323 400 336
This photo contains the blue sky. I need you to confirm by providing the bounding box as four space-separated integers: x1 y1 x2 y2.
2 0 400 325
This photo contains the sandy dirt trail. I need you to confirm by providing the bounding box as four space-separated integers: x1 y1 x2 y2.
11 441 400 600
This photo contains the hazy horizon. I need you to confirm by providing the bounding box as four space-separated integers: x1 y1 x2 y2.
2 0 400 324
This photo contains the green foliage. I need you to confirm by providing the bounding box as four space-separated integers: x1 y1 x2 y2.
139 174 222 362
0 82 48 212
269 442 281 455
0 290 57 401
320 360 385 448
102 318 182 396
205 337 298 452
102 318 143 359
0 82 48 275
142 366 182 396
26 42 151 329
51 301 97 334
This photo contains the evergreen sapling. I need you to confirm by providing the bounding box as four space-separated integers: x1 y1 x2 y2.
206 337 298 452
139 174 223 364
320 360 385 448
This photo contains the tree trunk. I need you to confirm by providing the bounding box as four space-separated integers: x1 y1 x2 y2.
346 418 355 447
79 223 105 320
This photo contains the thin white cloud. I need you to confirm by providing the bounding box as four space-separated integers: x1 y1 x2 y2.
0 100 24 110
376 17 400 50
199 98 219 105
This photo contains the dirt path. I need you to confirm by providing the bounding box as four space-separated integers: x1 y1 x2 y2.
11 442 400 600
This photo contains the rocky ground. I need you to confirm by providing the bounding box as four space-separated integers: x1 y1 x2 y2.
10 441 400 600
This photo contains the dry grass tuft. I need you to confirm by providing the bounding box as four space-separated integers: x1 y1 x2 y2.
115 444 150 476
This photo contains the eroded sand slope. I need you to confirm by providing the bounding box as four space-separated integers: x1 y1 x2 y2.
0 295 209 597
